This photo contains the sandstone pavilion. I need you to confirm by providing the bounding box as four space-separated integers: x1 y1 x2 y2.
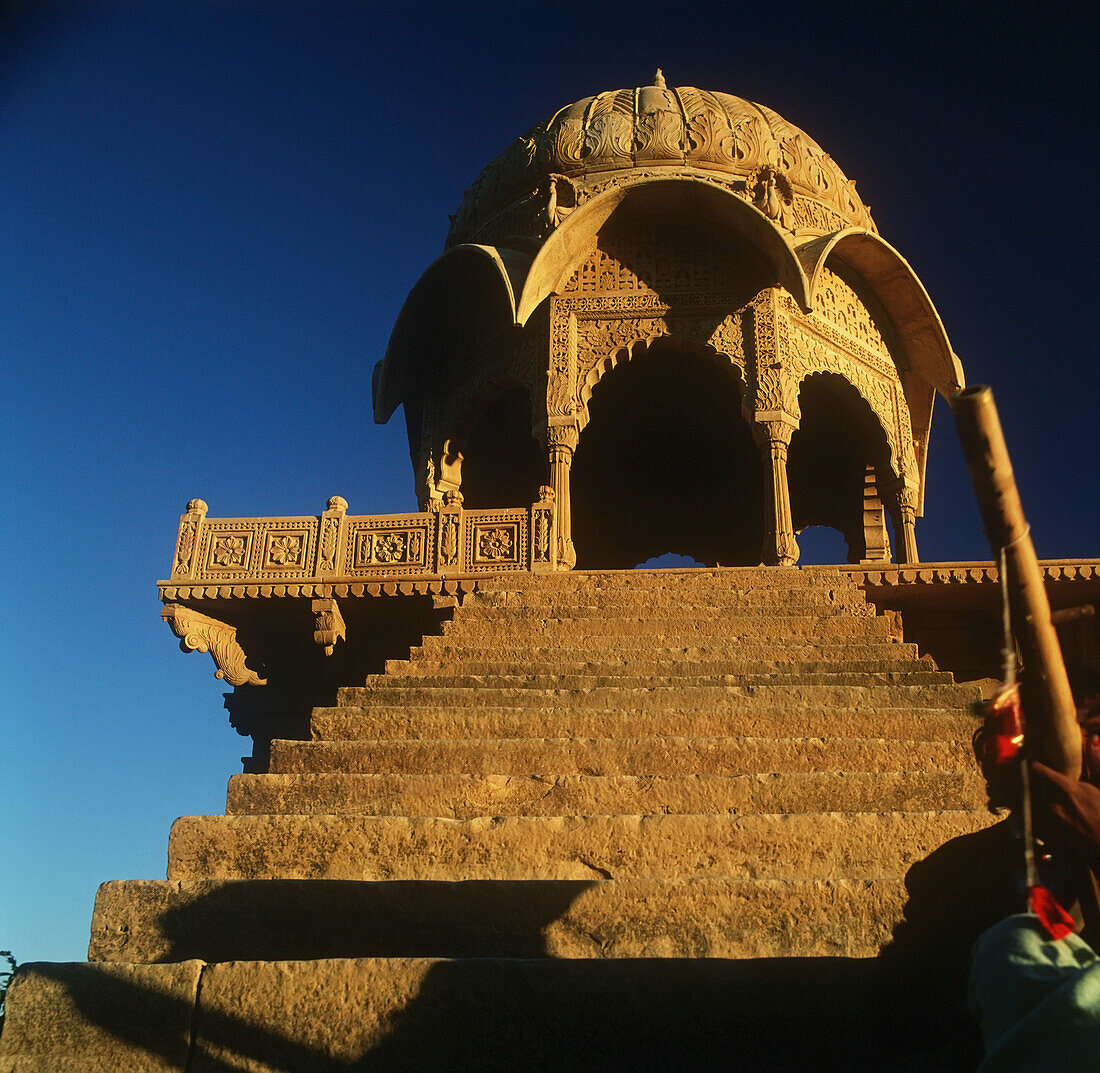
5 73 1098 1071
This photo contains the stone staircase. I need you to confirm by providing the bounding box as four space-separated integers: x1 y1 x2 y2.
4 568 998 1071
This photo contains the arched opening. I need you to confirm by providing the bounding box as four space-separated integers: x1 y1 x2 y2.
456 385 544 509
788 374 895 563
571 343 763 569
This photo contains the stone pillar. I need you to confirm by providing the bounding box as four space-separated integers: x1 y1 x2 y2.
754 419 799 567
547 421 578 570
895 484 919 564
859 465 891 563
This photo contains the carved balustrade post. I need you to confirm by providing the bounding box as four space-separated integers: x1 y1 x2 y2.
547 421 578 570
894 483 920 564
530 486 557 572
753 418 799 567
436 490 463 573
316 496 348 579
172 498 208 579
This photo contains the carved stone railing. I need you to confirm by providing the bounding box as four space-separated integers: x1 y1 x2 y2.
838 560 1100 588
159 493 557 602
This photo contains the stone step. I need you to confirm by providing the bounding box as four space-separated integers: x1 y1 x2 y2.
411 639 920 662
335 682 976 708
0 953 984 1071
266 735 972 774
422 630 906 653
226 770 988 818
166 810 994 882
460 592 876 613
473 568 854 592
90 876 910 963
361 671 954 692
439 615 896 639
383 656 933 678
267 736 975 776
310 703 975 743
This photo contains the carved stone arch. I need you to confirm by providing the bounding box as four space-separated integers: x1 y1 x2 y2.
787 365 903 486
570 335 763 569
577 324 748 430
776 312 917 491
787 370 900 563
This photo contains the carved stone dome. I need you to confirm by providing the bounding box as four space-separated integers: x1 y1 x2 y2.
446 71 876 249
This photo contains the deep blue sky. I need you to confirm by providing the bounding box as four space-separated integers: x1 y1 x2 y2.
2 2 1096 963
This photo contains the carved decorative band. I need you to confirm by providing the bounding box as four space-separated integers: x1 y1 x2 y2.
845 561 1100 587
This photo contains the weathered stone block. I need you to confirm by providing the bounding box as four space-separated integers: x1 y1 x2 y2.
0 960 202 1073
267 735 975 777
166 810 995 882
308 700 975 743
225 770 987 818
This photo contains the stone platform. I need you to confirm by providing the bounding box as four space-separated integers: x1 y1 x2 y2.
2 568 1009 1070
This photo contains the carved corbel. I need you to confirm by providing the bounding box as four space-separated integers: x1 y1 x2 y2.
162 604 266 686
311 598 346 656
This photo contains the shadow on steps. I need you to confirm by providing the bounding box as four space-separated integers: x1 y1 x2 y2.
6 954 982 1072
14 825 1040 1070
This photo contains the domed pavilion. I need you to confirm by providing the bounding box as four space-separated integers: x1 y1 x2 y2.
375 71 964 569
12 75 1100 1073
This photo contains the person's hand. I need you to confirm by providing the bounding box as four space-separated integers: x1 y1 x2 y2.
1031 761 1100 855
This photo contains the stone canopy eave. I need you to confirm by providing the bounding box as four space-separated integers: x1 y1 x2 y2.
514 176 812 325
373 244 533 424
798 228 964 400
797 228 965 515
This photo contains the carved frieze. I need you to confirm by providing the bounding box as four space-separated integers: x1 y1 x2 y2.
566 300 749 422
548 300 576 418
562 222 757 298
812 266 893 358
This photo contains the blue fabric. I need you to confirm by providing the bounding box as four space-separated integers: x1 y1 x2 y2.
969 914 1100 1071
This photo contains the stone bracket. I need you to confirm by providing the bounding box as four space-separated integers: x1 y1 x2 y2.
312 598 346 656
161 604 266 687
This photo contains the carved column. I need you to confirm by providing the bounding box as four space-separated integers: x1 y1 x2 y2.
753 418 799 567
859 465 891 563
895 484 920 564
547 420 578 570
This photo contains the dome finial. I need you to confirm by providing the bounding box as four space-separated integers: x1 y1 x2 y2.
653 68 666 89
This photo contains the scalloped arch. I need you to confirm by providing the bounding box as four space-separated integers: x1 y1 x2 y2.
516 177 811 325
792 368 902 483
578 334 748 430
